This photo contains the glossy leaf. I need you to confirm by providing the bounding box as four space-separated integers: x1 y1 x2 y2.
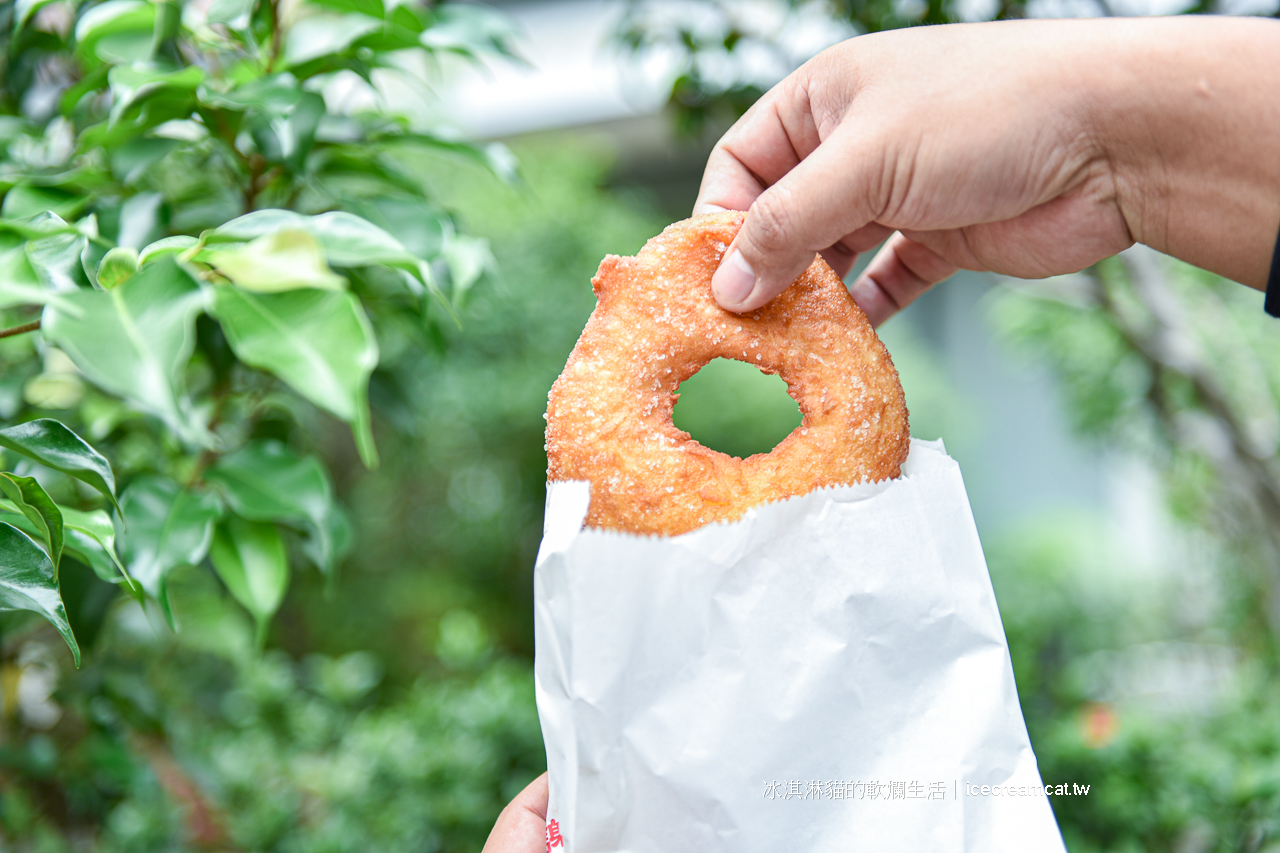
283 13 382 68
80 236 109 289
119 476 222 625
228 89 326 171
0 474 63 573
107 64 204 128
350 196 449 260
211 207 419 263
117 192 164 249
441 233 493 306
61 505 135 591
210 288 378 466
74 0 155 66
138 235 197 265
0 212 79 240
407 135 520 184
26 230 90 291
0 499 133 595
196 74 305 114
209 517 288 645
0 419 119 515
204 440 344 576
110 137 180 184
207 229 345 292
309 0 385 18
97 247 139 289
42 257 211 446
0 522 79 666
212 210 420 268
2 186 88 220
0 247 79 312
205 0 255 26
420 4 522 59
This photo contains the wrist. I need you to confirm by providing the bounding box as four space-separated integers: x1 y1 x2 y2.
1099 16 1280 288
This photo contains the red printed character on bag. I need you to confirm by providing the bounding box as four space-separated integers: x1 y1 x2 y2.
546 819 564 852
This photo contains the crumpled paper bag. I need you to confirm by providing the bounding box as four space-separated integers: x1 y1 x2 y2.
534 439 1065 852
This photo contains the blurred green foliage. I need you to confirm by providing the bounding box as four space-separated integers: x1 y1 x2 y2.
0 115 672 846
0 0 524 667
0 0 558 847
672 358 801 458
984 256 1280 851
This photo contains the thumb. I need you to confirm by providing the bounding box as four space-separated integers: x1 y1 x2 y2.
481 773 548 853
712 125 884 312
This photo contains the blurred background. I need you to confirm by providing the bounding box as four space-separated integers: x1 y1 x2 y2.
2 0 1280 851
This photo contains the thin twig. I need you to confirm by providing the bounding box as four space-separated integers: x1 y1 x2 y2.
266 0 283 72
0 320 40 339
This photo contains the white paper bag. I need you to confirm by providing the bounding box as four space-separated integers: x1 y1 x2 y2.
534 439 1065 853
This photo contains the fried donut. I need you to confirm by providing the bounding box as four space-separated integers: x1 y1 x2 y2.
545 211 909 536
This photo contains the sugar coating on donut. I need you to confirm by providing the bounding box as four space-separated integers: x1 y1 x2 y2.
545 210 910 536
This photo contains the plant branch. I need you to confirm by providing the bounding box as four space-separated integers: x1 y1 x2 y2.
1087 256 1280 566
266 0 283 72
0 320 41 339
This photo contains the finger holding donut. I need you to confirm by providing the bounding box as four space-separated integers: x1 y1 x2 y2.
545 211 909 537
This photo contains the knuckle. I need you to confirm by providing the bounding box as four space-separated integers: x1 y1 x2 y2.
747 189 799 256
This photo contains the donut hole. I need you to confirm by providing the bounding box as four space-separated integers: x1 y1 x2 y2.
672 358 802 459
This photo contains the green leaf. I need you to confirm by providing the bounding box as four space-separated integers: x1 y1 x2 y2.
152 0 179 52
1 186 89 220
0 501 135 595
204 440 345 576
107 63 204 128
81 236 109 289
283 13 382 68
110 137 180 184
0 474 63 573
42 257 211 446
0 522 79 666
206 0 255 26
209 517 288 646
212 210 420 268
350 196 449 260
0 419 120 515
119 476 222 626
407 135 520 184
197 73 304 114
59 65 112 115
61 506 135 592
97 247 139 289
0 247 80 312
441 233 493 306
207 229 345 293
210 288 379 466
138 235 197 265
308 0 384 18
74 0 156 65
26 229 90 291
0 212 79 240
117 191 165 250
420 4 522 59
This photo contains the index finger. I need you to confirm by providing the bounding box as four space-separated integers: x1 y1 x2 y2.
693 76 822 215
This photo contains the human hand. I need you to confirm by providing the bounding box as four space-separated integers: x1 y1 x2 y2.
481 773 549 853
697 17 1280 323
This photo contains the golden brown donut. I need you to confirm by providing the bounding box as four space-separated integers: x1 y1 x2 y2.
545 211 909 536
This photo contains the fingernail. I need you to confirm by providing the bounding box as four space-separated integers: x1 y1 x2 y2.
714 249 756 306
